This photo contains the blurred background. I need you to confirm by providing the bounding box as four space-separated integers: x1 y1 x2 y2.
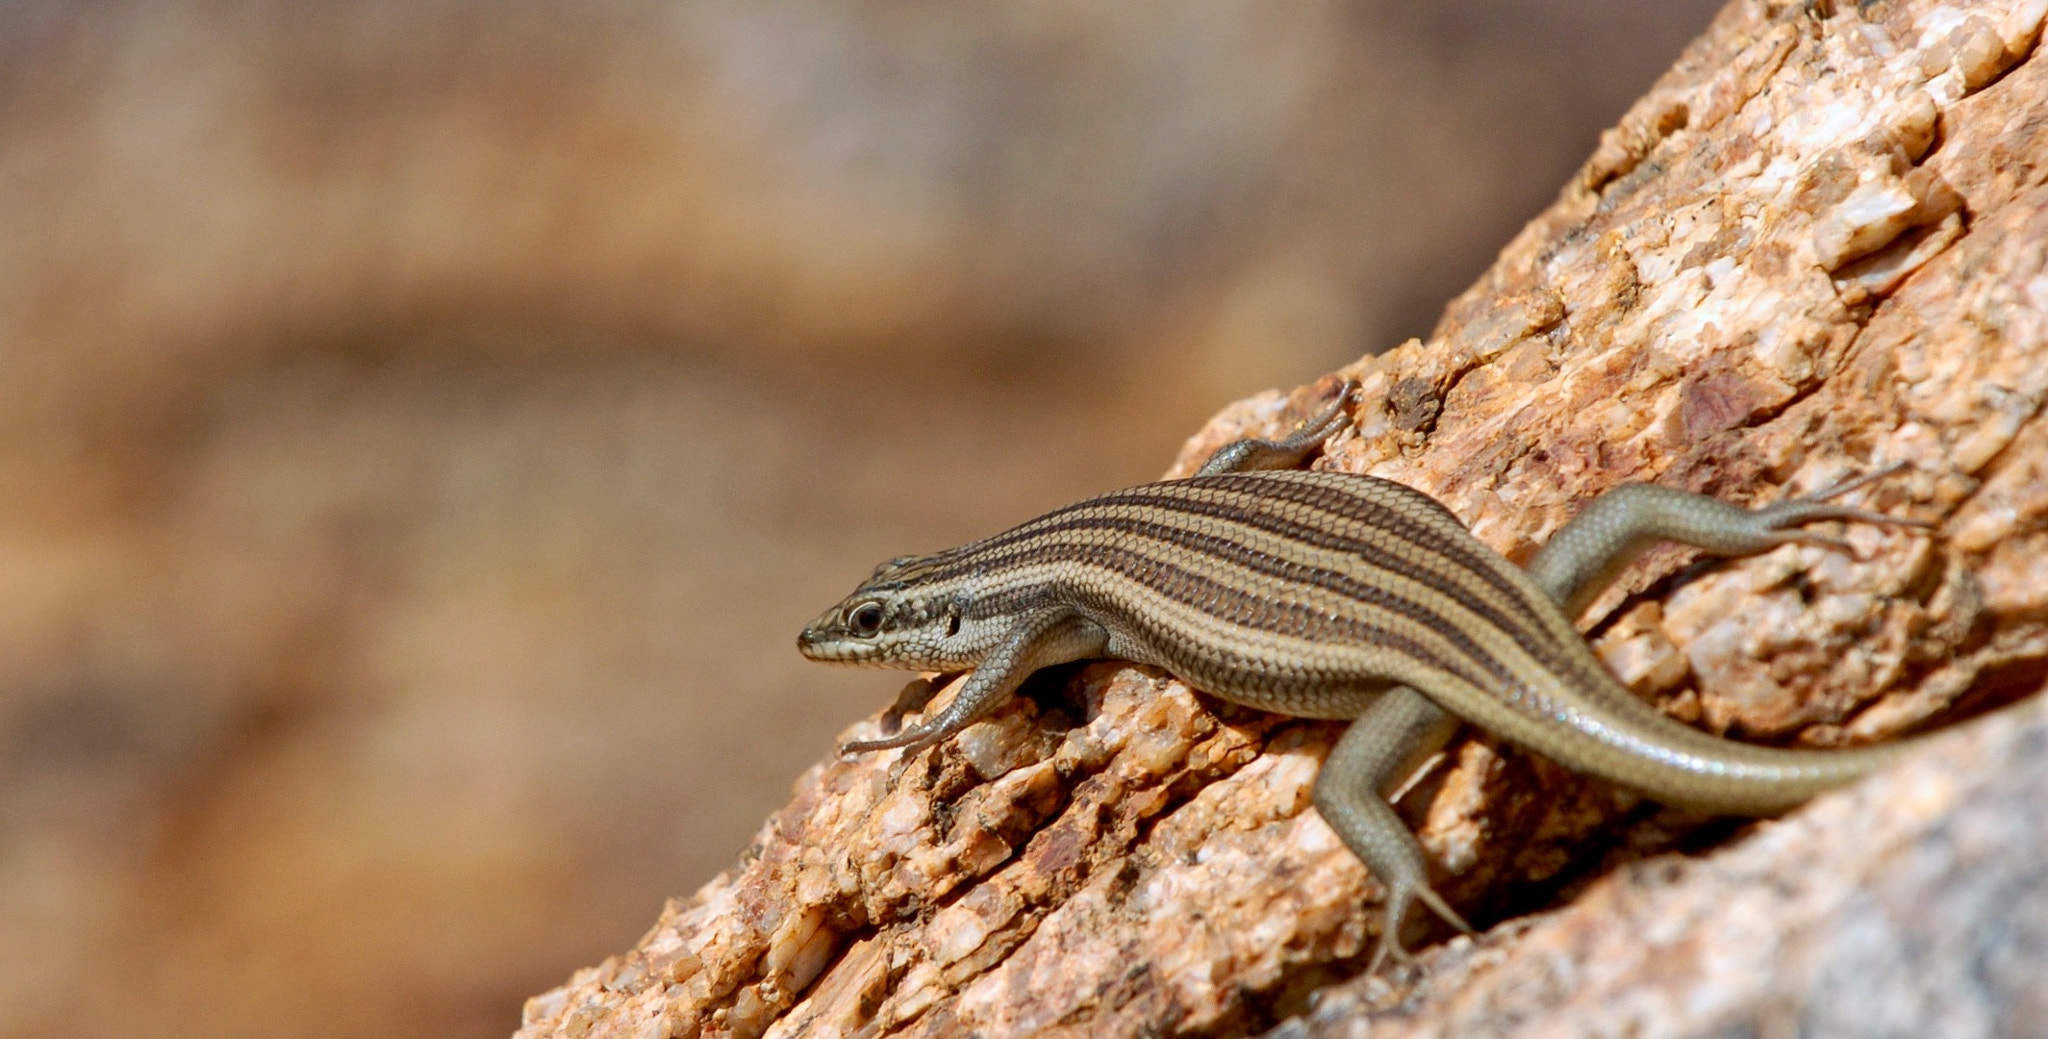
0 2 1724 1036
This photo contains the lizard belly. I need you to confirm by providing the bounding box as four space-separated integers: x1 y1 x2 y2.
1103 620 1395 720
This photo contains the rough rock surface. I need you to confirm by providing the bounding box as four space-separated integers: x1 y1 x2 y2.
517 1 2048 1036
1265 705 2048 1039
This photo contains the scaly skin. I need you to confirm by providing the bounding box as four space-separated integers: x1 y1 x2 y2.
798 383 1938 966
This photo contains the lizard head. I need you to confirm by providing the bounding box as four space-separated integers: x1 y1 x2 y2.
797 552 991 669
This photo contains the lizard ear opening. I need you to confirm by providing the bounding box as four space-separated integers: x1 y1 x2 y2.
943 603 962 638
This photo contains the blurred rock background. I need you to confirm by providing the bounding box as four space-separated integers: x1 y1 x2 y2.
0 2 1721 1036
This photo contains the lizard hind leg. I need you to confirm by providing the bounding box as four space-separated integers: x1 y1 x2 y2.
1526 461 1932 617
1745 461 1935 554
1311 686 1473 971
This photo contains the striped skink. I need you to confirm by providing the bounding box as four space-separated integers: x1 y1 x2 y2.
797 382 1937 965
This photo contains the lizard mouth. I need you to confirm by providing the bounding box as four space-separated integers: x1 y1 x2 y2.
795 620 880 664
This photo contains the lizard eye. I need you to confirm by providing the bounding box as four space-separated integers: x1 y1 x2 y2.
845 600 886 638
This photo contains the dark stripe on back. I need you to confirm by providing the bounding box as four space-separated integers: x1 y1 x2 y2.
943 515 1537 694
943 474 1548 636
1185 473 1550 621
1053 541 1524 695
907 488 1578 678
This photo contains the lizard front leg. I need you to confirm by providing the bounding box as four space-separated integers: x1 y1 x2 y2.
841 605 1108 754
1194 382 1356 477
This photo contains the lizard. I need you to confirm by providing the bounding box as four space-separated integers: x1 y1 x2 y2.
797 380 1940 967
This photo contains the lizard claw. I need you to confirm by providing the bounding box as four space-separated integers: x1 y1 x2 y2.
1368 875 1474 973
840 725 943 756
1749 461 1936 549
1803 460 1911 503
